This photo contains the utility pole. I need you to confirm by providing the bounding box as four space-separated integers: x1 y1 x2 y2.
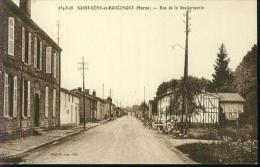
78 57 88 129
183 9 191 135
109 88 112 118
102 83 104 99
143 86 146 119
57 21 61 45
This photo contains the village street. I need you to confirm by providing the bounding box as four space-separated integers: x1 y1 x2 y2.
20 115 191 164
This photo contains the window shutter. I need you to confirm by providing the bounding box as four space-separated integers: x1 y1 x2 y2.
46 47 52 73
28 33 31 65
53 89 56 117
4 73 9 118
45 87 49 117
22 27 25 62
40 41 42 70
34 37 37 67
27 81 31 117
22 79 25 117
8 17 15 56
53 53 57 78
13 76 18 117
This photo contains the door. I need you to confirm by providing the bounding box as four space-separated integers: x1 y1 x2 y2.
34 94 40 127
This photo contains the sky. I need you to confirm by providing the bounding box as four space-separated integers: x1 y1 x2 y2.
13 0 257 107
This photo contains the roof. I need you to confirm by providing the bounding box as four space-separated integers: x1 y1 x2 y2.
211 93 246 103
5 0 62 51
61 88 80 98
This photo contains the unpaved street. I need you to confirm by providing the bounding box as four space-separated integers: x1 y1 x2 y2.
21 116 190 164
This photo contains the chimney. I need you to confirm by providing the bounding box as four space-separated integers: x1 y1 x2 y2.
77 87 82 92
92 90 96 96
85 89 89 94
20 0 31 17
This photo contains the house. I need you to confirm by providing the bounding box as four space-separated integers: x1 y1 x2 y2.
152 89 245 126
214 93 245 120
0 0 62 141
96 96 106 121
60 88 80 126
71 88 97 123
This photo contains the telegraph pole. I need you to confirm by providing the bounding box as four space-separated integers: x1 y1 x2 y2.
57 21 61 45
78 57 88 129
183 9 191 135
102 83 104 99
143 86 146 119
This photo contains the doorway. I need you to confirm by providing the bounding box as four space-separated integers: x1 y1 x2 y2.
34 94 40 127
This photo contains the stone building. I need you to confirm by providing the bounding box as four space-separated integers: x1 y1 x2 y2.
71 88 97 123
0 0 61 141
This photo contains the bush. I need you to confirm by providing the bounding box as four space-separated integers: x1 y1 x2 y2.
177 137 258 164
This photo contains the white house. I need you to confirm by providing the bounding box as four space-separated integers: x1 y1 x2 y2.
60 88 80 126
153 90 245 125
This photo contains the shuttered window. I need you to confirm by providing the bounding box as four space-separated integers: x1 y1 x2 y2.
34 37 37 67
4 74 9 118
53 53 57 78
13 76 18 117
53 89 56 117
8 17 15 56
27 81 31 117
40 41 42 70
45 86 49 117
22 27 25 62
46 47 52 73
28 33 31 65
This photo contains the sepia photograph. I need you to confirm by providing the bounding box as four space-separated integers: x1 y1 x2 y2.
0 0 258 165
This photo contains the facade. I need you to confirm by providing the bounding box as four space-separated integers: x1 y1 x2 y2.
60 88 80 126
152 89 245 125
71 88 97 123
0 0 61 141
96 97 105 121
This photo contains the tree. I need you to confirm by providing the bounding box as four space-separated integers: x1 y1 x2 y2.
156 79 179 96
210 44 233 92
232 45 257 129
168 76 208 133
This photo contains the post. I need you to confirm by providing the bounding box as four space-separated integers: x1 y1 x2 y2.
78 57 88 129
183 9 191 135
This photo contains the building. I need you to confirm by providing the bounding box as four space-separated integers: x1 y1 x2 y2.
0 0 62 141
96 96 105 121
71 88 97 123
60 88 80 126
152 89 245 125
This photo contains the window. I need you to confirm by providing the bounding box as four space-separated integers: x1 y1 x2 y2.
46 47 52 73
34 37 37 67
22 79 30 118
24 29 31 64
8 17 15 56
39 41 42 70
4 74 9 118
28 33 31 65
22 27 25 62
4 74 18 118
53 89 56 117
45 87 49 117
53 52 57 78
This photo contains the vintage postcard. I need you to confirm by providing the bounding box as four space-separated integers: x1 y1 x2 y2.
0 0 257 165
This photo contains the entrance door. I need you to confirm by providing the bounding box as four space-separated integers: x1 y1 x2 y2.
34 94 40 127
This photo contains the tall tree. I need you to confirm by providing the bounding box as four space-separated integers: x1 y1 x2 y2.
232 45 257 129
210 44 233 92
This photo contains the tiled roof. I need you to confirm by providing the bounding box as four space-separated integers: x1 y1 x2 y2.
212 93 246 102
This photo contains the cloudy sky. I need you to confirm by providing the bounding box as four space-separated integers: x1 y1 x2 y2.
13 0 257 107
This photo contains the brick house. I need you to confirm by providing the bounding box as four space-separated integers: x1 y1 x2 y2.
0 0 61 141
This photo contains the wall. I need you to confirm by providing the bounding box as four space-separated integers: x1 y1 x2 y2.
60 91 80 125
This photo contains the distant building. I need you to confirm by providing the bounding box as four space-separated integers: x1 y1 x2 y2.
60 88 80 126
0 0 62 141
